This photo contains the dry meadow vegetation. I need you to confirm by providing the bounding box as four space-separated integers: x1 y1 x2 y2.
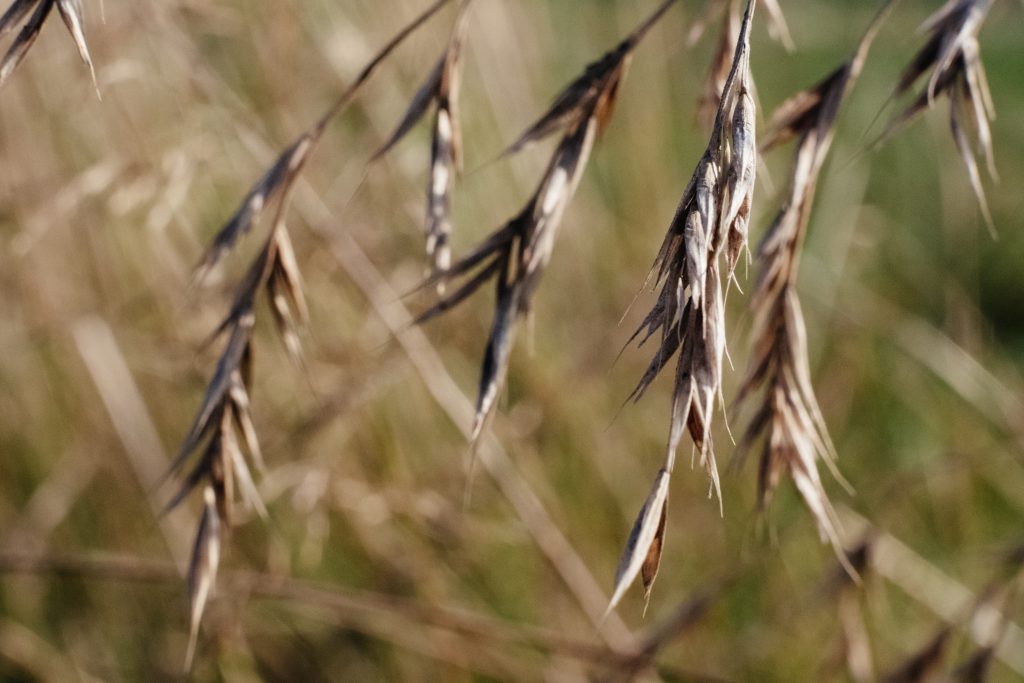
1 0 1024 680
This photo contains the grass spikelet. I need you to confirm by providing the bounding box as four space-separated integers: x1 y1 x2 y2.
736 1 894 573
877 0 996 232
54 0 95 92
0 0 96 92
373 1 472 281
184 486 222 672
606 468 670 617
418 0 678 448
629 0 756 507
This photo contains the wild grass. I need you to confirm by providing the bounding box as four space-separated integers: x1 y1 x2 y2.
0 0 1023 680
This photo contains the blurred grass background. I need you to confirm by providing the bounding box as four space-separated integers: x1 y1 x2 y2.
1 0 1023 680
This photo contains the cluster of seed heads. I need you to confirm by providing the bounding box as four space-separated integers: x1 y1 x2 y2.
0 0 990 665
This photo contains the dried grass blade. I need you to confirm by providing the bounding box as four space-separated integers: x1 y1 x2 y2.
876 0 996 227
55 0 96 94
0 0 38 37
163 421 222 515
0 0 52 90
222 405 267 519
372 57 444 161
185 486 221 672
502 0 675 156
170 313 255 475
606 469 670 616
272 227 308 326
227 371 263 472
210 411 234 527
471 277 520 442
194 135 312 282
413 256 501 325
951 76 995 234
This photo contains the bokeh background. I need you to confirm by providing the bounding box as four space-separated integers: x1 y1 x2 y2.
1 0 1023 680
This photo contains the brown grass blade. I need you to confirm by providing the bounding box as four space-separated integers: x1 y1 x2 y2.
606 468 670 616
876 0 996 229
184 486 222 672
55 0 95 94
163 415 223 515
371 3 471 277
950 90 994 231
194 135 313 282
221 408 267 520
227 370 263 472
210 411 234 528
737 1 892 571
501 0 676 157
374 57 445 161
267 231 308 362
501 46 626 157
0 0 52 90
170 313 255 476
0 0 39 37
470 271 520 443
413 254 503 325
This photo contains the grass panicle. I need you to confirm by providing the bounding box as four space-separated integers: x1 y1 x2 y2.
416 0 679 449
610 0 757 615
167 1 455 668
878 0 997 231
736 0 895 574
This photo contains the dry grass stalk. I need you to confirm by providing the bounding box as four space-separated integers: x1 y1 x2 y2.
167 0 455 668
878 0 997 231
372 1 472 282
0 0 96 92
417 0 679 448
609 0 757 615
735 1 895 573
